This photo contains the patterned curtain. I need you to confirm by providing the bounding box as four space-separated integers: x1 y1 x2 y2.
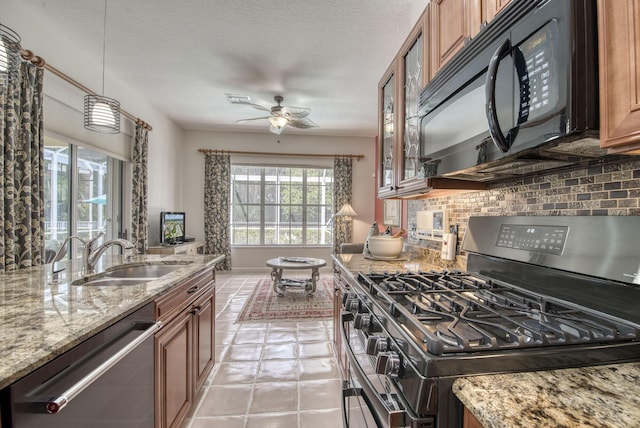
204 153 231 270
333 156 353 254
0 61 45 271
131 124 149 253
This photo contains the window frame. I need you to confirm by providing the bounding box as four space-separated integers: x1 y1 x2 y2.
230 163 334 247
44 135 125 260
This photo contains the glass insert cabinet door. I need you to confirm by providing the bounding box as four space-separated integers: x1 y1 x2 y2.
402 34 422 182
380 73 395 189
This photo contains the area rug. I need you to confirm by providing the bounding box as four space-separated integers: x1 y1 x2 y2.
236 277 333 323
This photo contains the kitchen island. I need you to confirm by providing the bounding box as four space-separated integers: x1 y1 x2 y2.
0 253 224 390
453 362 640 428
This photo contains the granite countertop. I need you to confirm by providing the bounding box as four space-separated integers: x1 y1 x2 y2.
333 253 443 275
453 362 640 428
0 253 224 390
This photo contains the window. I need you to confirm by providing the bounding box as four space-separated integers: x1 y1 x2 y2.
230 165 333 246
44 136 123 260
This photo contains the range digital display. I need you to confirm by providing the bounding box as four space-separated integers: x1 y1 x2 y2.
496 224 568 255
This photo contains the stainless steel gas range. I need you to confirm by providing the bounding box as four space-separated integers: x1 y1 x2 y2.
334 216 640 428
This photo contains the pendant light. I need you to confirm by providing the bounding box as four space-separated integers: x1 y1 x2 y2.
0 23 21 85
84 0 120 133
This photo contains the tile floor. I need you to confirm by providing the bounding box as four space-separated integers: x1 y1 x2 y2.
183 271 343 428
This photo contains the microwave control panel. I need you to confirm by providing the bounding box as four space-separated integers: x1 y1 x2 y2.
518 20 559 121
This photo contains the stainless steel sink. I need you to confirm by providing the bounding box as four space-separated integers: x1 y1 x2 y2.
72 277 153 287
105 264 184 278
72 263 187 286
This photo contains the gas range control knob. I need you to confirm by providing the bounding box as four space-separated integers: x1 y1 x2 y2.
375 351 401 378
344 298 360 313
353 313 371 330
366 336 388 356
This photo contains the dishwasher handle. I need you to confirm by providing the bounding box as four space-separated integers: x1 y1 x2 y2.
45 320 162 414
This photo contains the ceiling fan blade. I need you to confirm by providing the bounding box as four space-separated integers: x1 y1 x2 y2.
286 117 318 129
269 124 285 135
282 106 311 118
236 116 271 123
247 103 271 112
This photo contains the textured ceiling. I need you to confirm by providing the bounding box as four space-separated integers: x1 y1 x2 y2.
18 0 428 137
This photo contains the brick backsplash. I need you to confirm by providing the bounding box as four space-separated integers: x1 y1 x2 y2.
407 156 640 270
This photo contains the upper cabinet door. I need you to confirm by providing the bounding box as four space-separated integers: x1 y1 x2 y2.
597 0 640 154
400 10 427 185
378 62 398 197
484 0 513 23
431 0 483 77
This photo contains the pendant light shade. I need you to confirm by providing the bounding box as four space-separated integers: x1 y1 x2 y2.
0 23 21 85
84 94 120 133
84 0 120 133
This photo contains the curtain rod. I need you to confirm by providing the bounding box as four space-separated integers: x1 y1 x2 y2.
197 149 365 161
20 49 153 131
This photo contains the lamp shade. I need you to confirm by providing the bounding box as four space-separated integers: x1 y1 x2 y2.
84 94 120 133
0 23 21 84
336 203 358 217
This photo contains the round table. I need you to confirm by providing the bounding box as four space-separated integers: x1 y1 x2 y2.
266 257 327 296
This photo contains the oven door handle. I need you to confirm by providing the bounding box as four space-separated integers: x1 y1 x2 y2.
342 384 363 427
341 317 406 428
45 320 162 414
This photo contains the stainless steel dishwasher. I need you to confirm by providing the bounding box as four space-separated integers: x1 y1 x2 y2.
6 302 161 428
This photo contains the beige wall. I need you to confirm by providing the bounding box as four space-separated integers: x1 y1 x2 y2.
3 0 186 238
181 130 377 270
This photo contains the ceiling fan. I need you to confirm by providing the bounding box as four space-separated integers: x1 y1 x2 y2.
231 95 318 134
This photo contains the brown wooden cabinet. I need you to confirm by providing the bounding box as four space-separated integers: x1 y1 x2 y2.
155 309 193 428
430 0 483 78
154 267 216 428
377 6 431 199
194 289 215 391
463 406 485 428
597 0 640 154
483 0 512 24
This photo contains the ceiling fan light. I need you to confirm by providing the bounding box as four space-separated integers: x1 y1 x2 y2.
269 124 284 135
84 95 120 133
269 115 288 128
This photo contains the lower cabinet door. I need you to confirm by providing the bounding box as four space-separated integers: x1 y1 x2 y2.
194 288 215 392
155 310 193 428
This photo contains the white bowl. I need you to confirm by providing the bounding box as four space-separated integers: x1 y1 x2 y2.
367 236 403 258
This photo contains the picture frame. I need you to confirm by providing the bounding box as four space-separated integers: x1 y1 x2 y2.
383 200 401 227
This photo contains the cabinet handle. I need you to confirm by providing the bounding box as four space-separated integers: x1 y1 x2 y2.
187 285 199 294
190 305 202 315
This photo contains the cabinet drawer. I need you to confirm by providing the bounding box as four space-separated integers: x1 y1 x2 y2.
155 267 215 323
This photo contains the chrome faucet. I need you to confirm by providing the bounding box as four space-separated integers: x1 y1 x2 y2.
49 232 136 278
84 234 136 274
50 235 88 283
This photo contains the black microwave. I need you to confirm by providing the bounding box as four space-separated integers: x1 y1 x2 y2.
418 0 604 182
